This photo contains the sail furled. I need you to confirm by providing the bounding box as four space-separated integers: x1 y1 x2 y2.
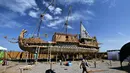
80 22 90 39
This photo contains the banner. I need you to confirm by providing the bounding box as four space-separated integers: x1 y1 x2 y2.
107 51 119 60
0 51 4 64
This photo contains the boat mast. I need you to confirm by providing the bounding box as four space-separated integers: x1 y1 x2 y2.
33 0 55 37
65 6 72 35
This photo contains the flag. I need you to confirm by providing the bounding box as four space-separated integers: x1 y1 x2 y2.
80 22 90 38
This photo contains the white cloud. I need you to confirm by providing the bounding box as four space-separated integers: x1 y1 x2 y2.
68 13 84 21
48 6 55 12
43 1 49 7
41 26 45 29
54 16 60 20
3 21 22 28
109 0 116 8
43 1 54 12
117 32 126 37
102 0 116 8
44 14 53 20
47 12 85 28
33 7 40 11
54 8 62 15
42 1 62 15
52 27 58 29
0 0 37 15
68 25 73 29
0 13 22 28
102 0 109 3
58 0 95 5
86 10 95 16
28 11 38 18
48 19 64 27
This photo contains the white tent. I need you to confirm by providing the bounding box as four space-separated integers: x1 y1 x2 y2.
0 46 7 50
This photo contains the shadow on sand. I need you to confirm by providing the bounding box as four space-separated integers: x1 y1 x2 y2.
45 69 56 73
110 65 130 73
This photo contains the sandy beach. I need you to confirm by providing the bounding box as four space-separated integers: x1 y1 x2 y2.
0 60 129 73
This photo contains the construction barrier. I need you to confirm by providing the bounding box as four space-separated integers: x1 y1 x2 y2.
6 51 55 60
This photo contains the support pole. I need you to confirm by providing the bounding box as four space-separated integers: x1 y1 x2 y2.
26 51 28 64
37 47 40 60
47 46 49 63
49 46 51 63
73 54 74 61
34 48 38 64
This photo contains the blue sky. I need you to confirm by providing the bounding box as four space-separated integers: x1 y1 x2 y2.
0 0 130 52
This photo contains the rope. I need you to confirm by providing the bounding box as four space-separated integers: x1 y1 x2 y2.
4 36 18 43
32 0 55 38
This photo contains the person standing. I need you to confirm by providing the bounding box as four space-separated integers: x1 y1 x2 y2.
80 59 89 73
59 60 62 65
94 60 96 68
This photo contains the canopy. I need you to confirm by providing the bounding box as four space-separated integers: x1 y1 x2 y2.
0 46 7 50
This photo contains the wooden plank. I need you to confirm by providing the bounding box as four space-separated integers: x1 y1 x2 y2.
88 69 107 73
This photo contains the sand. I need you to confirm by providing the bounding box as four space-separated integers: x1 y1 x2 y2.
0 60 129 73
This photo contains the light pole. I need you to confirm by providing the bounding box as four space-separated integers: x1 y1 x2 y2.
48 41 52 70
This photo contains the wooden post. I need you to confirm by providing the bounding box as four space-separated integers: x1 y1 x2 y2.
34 47 38 63
66 54 68 59
36 48 38 63
49 45 51 63
56 53 58 63
110 60 112 66
65 54 66 61
76 54 78 59
46 53 48 62
49 42 52 70
19 68 23 73
37 47 40 60
82 54 84 59
95 53 97 60
78 53 80 59
73 54 74 61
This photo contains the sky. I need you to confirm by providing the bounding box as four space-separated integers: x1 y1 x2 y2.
0 0 130 52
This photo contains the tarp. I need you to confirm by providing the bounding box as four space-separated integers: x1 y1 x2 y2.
0 46 7 50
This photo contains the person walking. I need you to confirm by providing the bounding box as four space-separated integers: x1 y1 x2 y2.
80 59 89 73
